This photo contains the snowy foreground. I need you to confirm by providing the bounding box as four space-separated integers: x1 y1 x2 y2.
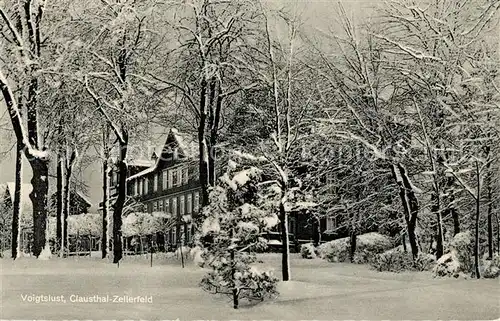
1 253 499 320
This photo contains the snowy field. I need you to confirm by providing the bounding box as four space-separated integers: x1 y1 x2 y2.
1 253 499 320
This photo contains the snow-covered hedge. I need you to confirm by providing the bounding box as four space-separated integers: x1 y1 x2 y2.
482 255 500 279
300 243 317 259
123 212 174 237
433 231 474 278
318 232 393 264
371 246 435 272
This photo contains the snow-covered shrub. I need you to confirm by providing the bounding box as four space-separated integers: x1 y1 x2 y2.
482 255 500 279
414 253 436 271
448 231 474 273
319 233 393 264
371 247 412 272
199 160 279 309
371 246 435 272
432 231 476 278
433 252 462 277
300 243 317 259
38 246 52 260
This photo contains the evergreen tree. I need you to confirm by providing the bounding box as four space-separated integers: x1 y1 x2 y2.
199 160 279 309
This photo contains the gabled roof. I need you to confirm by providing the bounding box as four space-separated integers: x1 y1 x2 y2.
127 128 198 181
75 191 93 207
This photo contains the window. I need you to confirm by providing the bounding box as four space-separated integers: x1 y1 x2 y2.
162 170 168 190
326 217 336 231
180 195 185 215
138 180 143 195
193 192 200 212
187 194 192 214
186 224 191 243
183 167 189 184
172 197 177 216
144 178 148 194
172 169 178 187
168 170 173 188
153 174 158 192
134 180 138 196
153 201 157 212
158 199 163 212
172 227 176 244
288 218 295 234
180 225 185 245
165 198 170 213
177 168 182 186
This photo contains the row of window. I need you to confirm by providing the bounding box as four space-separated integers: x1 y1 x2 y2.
151 191 200 216
132 166 189 196
166 224 193 245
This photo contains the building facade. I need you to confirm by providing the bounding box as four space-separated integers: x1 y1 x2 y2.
108 129 201 248
104 128 343 252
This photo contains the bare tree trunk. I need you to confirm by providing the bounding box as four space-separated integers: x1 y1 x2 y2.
63 150 76 256
474 161 481 279
198 80 210 208
102 125 110 259
313 216 321 247
56 154 63 254
112 139 128 264
432 193 444 260
392 164 419 259
11 141 22 259
485 146 493 259
230 228 238 309
279 202 290 281
29 158 49 257
349 229 357 263
487 184 493 259
496 210 499 256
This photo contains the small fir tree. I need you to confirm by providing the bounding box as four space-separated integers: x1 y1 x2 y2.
199 160 279 309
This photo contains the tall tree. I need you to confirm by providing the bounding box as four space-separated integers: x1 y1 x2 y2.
1 1 51 257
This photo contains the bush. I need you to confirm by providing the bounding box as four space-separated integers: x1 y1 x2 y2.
318 232 393 264
371 247 435 272
482 255 500 279
300 243 317 259
433 231 476 278
449 231 474 273
433 252 461 277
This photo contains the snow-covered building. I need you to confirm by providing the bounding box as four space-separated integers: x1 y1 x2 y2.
48 190 92 216
105 128 201 248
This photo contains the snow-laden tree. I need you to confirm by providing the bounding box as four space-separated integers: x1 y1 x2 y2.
144 0 263 209
71 0 165 264
0 0 54 258
199 160 279 309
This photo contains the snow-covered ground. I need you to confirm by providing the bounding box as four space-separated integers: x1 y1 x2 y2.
1 253 498 320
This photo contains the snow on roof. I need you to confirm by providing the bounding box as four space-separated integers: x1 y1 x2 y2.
127 128 198 181
75 191 93 206
128 159 155 167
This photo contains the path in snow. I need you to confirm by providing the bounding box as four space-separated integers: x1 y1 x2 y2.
1 254 498 319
